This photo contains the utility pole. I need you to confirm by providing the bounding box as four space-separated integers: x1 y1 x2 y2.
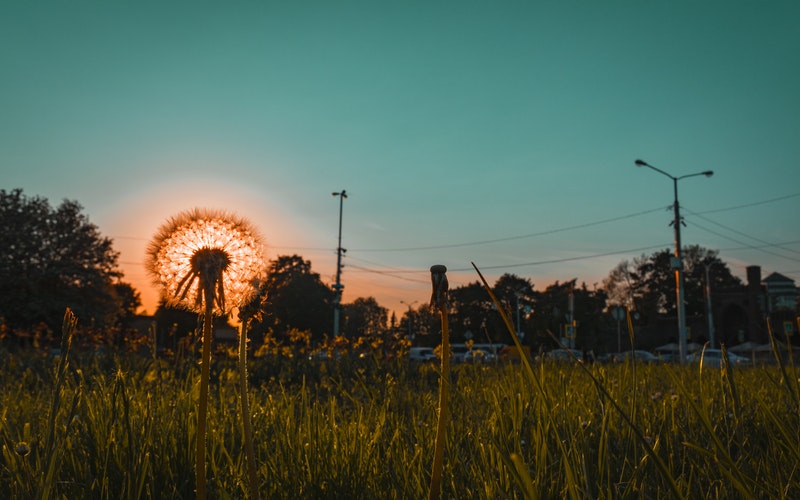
670 175 687 360
401 300 418 344
567 285 576 349
332 190 347 336
612 306 625 353
705 263 716 348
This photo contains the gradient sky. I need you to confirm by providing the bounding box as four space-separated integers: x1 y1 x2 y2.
2 1 799 320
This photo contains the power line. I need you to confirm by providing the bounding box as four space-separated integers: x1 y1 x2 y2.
346 264 429 284
685 207 800 257
113 235 148 241
719 240 800 252
447 244 671 272
347 193 800 253
347 243 671 276
349 206 666 252
109 192 800 255
686 218 800 264
694 191 800 215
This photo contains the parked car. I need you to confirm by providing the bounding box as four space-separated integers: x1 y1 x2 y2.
450 343 471 363
687 349 749 367
547 348 583 362
498 345 531 363
462 349 497 363
655 352 677 363
471 343 507 357
614 350 660 363
408 347 437 362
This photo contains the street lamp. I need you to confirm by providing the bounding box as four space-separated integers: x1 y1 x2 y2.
512 288 531 341
400 300 418 344
612 306 625 353
635 159 713 363
704 263 716 348
332 190 347 336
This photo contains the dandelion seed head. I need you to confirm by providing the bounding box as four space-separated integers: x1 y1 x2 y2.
146 208 265 314
15 441 30 457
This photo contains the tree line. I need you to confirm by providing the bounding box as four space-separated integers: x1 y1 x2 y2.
2 188 757 353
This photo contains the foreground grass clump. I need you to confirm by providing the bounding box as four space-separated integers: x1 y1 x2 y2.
1 345 800 498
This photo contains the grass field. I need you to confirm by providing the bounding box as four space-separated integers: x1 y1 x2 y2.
2 337 799 499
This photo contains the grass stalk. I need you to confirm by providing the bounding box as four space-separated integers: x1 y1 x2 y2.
39 308 80 499
766 317 800 410
471 262 537 382
473 263 582 498
664 367 758 497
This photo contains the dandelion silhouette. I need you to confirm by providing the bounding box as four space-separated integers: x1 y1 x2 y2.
146 208 264 499
147 208 264 315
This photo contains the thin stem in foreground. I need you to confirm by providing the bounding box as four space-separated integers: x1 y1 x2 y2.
196 299 213 500
428 308 449 500
428 264 450 500
239 320 260 499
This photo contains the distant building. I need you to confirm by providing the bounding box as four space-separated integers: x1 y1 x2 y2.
763 271 800 339
713 266 799 345
763 272 800 312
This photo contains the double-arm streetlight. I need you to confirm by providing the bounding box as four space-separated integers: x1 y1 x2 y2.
635 159 713 363
332 190 347 336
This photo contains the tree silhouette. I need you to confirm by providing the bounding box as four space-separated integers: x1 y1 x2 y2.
604 245 742 324
0 188 126 331
253 255 334 342
343 297 388 339
113 282 142 324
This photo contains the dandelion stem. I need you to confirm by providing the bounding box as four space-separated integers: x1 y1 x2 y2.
239 320 260 499
428 307 449 500
428 264 449 500
196 297 213 500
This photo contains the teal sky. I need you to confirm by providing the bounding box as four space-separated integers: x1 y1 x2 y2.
2 1 799 317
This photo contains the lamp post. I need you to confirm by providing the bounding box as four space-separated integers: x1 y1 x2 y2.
612 306 625 353
635 159 713 363
400 300 418 344
704 263 716 348
332 190 347 336
513 288 531 343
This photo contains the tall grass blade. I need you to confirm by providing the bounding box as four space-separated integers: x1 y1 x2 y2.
663 367 759 497
472 263 579 498
767 317 800 410
510 453 538 500
39 308 79 499
471 262 536 383
545 328 685 499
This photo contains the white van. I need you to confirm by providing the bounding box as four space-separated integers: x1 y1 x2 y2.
409 347 437 362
